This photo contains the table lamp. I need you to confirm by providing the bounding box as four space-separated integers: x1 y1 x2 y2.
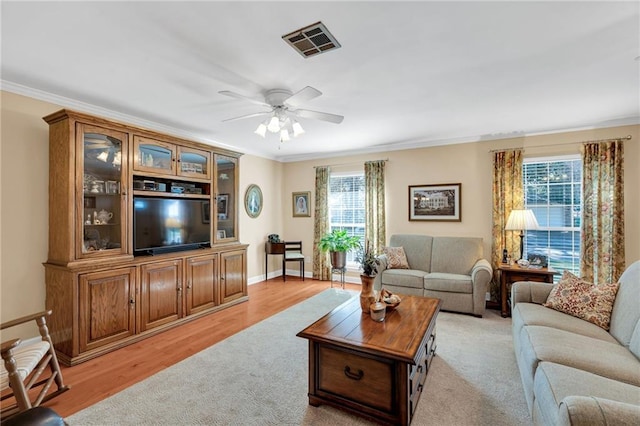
505 209 539 261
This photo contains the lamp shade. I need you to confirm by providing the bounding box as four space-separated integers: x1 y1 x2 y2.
254 123 267 138
505 209 539 231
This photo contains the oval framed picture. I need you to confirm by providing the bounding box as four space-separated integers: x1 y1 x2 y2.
244 184 263 218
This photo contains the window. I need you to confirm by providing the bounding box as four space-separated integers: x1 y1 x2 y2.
523 156 582 278
329 173 365 266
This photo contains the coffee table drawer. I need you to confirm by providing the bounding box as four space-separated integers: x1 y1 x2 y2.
318 345 393 412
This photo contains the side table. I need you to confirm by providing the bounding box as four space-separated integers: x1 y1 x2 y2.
499 264 558 317
265 241 285 280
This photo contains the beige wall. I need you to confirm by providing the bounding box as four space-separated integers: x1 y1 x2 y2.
283 126 640 282
1 92 56 337
1 90 639 336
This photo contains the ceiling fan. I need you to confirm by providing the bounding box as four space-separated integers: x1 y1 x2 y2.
219 86 344 142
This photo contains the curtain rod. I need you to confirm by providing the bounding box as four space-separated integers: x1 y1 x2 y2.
488 135 632 153
313 158 389 169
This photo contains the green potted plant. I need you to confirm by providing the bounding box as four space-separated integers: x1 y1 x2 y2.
318 229 360 269
355 240 379 277
355 240 379 311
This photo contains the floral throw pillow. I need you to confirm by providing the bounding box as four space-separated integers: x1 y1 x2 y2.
543 271 619 330
383 246 410 269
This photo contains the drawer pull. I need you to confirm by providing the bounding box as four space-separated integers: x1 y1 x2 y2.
343 366 364 381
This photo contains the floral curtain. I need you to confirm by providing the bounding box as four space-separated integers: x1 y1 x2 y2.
580 140 625 284
365 160 386 254
313 166 331 280
491 149 524 301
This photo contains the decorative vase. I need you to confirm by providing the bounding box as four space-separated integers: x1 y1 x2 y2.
359 274 376 311
330 251 347 270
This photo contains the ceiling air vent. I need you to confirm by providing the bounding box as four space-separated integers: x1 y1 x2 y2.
282 21 341 58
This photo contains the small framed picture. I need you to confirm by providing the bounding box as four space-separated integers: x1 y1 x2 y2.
408 183 461 221
217 230 226 239
217 194 229 221
292 191 311 217
106 180 119 194
527 253 548 268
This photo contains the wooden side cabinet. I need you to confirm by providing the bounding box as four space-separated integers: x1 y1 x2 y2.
78 267 136 353
220 249 247 304
185 254 218 316
139 260 183 332
499 264 558 317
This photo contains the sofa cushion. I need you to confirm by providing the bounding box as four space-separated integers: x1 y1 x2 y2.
424 273 472 294
380 269 426 289
512 303 618 344
520 325 640 387
389 234 433 272
430 237 482 275
558 396 640 426
543 271 619 330
610 261 640 347
534 362 640 426
382 246 409 269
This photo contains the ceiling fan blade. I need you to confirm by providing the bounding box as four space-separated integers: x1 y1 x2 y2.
222 111 271 122
218 90 270 108
292 108 344 124
284 86 322 107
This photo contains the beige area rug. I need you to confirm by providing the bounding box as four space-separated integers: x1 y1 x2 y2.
67 289 530 425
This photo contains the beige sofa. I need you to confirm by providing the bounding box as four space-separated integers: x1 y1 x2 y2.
511 260 640 425
373 234 492 316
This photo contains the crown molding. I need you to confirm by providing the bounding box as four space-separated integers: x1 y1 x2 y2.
0 80 277 159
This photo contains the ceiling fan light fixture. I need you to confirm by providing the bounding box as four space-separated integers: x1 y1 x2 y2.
292 121 305 137
267 115 280 133
254 123 267 138
280 129 290 142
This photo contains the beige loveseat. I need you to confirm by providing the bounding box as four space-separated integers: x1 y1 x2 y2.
373 234 492 316
511 260 640 425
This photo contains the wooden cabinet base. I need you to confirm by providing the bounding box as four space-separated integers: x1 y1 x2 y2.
45 245 248 366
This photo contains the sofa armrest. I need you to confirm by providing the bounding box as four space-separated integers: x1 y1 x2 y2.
471 259 492 286
511 281 555 306
558 396 640 426
376 254 389 272
470 259 492 316
373 254 388 291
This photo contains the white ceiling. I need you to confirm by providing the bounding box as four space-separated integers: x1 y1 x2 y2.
2 1 639 162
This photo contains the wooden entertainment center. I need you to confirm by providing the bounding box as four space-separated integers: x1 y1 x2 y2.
43 109 248 366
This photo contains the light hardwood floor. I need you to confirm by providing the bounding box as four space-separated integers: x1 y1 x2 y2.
41 278 360 418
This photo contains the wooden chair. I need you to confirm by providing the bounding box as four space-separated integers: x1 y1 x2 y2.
283 241 305 281
1 311 69 419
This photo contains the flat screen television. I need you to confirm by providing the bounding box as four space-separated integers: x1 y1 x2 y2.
133 196 211 255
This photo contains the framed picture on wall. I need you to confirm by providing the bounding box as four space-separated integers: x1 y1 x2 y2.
217 194 229 220
408 183 461 221
292 191 311 217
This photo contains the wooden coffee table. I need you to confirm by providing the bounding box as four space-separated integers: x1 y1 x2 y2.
297 294 441 425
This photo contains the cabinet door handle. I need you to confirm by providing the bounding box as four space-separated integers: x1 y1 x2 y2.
177 287 182 293
187 281 192 289
129 298 135 308
343 366 364 381
220 275 225 280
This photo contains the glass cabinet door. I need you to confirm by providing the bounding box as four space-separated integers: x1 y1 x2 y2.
133 136 176 175
79 124 128 257
215 155 237 242
178 146 211 180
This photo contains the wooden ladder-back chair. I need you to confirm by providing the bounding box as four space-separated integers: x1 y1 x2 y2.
1 310 69 419
283 241 305 281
